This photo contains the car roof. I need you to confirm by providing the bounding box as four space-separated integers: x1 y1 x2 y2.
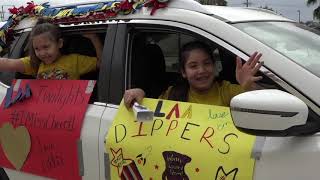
13 0 210 30
50 0 292 23
13 0 293 31
52 0 211 14
204 5 293 23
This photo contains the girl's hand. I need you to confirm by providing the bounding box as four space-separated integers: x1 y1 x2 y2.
123 88 146 109
236 52 264 91
82 33 99 40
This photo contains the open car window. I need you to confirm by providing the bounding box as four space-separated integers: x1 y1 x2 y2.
127 28 277 101
8 25 108 104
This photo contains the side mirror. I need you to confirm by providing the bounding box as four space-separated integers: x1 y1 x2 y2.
230 89 308 136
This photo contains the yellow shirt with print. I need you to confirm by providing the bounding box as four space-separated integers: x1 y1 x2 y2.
159 81 244 106
21 54 97 80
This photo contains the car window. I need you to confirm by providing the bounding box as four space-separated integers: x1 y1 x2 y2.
127 31 177 93
234 22 320 78
0 32 26 86
116 23 320 132
62 28 107 103
21 29 106 60
8 25 108 103
126 27 320 136
127 28 276 100
129 31 208 98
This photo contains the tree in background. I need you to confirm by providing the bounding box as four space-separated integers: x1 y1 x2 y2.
307 0 320 20
198 0 227 6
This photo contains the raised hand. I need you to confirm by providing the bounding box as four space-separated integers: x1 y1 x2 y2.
236 52 264 91
82 33 103 67
82 33 99 40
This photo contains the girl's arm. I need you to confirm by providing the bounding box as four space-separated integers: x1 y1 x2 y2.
0 58 25 73
83 34 103 68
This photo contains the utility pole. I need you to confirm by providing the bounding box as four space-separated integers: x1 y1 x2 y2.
0 6 4 21
1 5 14 21
243 0 253 7
297 10 301 23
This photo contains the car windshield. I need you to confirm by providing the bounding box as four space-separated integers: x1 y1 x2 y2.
233 21 320 78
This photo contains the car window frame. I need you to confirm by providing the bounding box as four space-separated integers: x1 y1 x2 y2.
57 23 118 104
106 20 257 103
105 19 320 121
0 23 117 104
128 23 320 135
0 31 30 85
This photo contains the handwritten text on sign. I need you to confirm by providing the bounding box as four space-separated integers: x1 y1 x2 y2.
106 98 256 180
0 80 95 180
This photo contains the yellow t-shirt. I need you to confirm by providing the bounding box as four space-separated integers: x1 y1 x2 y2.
21 54 97 80
159 81 245 106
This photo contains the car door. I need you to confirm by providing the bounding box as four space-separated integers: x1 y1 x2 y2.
104 19 320 180
102 19 259 179
1 22 117 180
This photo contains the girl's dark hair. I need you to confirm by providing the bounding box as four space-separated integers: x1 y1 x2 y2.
168 41 217 102
28 18 62 68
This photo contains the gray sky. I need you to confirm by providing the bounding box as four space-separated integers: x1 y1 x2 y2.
0 0 319 22
228 0 318 22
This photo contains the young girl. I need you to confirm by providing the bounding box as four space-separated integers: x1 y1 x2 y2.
124 41 263 107
0 18 103 80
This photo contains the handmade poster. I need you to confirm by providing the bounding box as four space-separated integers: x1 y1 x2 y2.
0 79 95 180
106 98 256 180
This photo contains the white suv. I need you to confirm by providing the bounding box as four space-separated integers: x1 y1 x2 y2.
1 0 320 179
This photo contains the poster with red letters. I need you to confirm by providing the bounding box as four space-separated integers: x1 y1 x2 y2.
0 79 95 180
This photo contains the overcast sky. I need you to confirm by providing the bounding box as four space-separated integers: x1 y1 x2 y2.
0 0 319 22
228 0 318 22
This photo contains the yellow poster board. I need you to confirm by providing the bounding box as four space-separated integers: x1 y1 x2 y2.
106 98 256 180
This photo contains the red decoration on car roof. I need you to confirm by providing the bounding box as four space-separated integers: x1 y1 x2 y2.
144 0 168 15
24 2 36 15
0 0 170 54
8 7 19 15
